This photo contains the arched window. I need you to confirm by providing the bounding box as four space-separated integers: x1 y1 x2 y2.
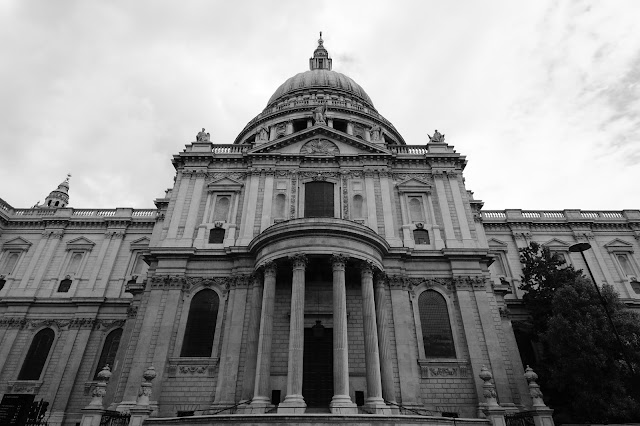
418 290 455 358
352 195 364 218
274 194 286 219
1 252 20 275
409 197 425 222
305 181 334 218
94 328 123 379
208 228 225 244
181 289 219 357
67 253 83 275
18 328 55 380
213 196 230 222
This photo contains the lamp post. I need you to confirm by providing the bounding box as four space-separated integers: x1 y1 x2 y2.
568 243 635 375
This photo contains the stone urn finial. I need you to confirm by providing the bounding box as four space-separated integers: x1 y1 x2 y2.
524 365 547 407
137 366 157 406
479 365 499 407
89 365 111 407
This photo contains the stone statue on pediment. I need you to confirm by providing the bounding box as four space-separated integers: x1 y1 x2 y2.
313 103 327 125
371 124 381 141
196 128 210 142
428 129 445 143
256 124 269 141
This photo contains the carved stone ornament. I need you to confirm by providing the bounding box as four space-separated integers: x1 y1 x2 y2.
330 253 349 269
290 174 298 219
453 276 488 291
479 365 499 406
418 361 469 379
127 305 139 318
290 254 308 269
300 139 339 156
370 124 381 141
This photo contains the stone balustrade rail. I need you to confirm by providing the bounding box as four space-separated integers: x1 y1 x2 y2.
481 209 640 222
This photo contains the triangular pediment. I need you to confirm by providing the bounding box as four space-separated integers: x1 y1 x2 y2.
130 237 150 249
487 238 509 251
2 237 32 251
396 177 432 192
542 238 571 249
249 126 391 156
604 238 634 252
206 176 243 192
66 236 96 251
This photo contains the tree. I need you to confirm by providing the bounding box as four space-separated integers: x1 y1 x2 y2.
518 242 640 423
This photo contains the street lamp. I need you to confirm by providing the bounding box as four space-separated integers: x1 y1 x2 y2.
568 243 635 375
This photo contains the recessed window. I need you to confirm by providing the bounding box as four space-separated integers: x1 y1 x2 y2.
631 280 640 294
304 181 334 218
352 195 364 218
94 328 123 379
67 252 83 275
132 254 146 275
413 229 430 245
617 254 634 276
273 193 287 219
208 228 225 244
212 196 230 222
18 328 55 380
333 119 348 133
293 119 307 133
181 290 219 357
490 255 506 276
1 252 21 275
409 197 425 222
418 290 455 358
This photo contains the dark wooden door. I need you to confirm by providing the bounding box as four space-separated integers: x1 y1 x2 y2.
302 327 333 407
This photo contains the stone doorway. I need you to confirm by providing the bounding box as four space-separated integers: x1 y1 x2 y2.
302 326 333 408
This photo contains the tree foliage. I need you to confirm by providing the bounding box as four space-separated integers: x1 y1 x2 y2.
518 242 640 423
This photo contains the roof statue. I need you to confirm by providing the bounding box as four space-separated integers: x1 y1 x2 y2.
196 127 210 142
428 129 445 143
313 103 327 125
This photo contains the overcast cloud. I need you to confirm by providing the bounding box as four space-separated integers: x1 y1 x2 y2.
1 0 638 211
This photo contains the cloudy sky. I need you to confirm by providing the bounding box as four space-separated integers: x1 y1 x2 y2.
1 0 638 211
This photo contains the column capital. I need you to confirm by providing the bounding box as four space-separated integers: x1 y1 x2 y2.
331 253 349 270
289 254 308 269
261 261 277 277
358 259 376 276
374 270 387 287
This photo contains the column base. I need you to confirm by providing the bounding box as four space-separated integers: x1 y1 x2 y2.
330 395 358 414
238 397 274 414
277 394 306 414
364 397 391 415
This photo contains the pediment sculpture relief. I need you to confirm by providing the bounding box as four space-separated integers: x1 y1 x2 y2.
300 139 339 155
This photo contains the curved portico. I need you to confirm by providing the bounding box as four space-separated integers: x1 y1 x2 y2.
249 217 389 270
246 218 392 414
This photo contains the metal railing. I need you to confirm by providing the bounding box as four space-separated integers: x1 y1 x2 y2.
505 411 535 426
99 410 130 426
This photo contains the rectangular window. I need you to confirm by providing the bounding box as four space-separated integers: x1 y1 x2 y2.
617 254 634 276
304 181 334 218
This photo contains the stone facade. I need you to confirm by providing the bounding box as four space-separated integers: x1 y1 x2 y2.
0 36 638 426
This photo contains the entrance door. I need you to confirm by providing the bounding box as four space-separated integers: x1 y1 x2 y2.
302 327 333 407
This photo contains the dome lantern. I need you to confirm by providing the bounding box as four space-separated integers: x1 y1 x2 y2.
309 31 332 71
43 173 71 208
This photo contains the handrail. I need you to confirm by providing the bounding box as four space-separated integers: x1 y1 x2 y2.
208 400 244 416
383 399 438 417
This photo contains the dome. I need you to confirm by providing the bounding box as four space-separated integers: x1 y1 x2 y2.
266 69 375 108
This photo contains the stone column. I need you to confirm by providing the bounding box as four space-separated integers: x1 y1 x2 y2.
360 262 390 414
330 254 357 414
249 262 277 412
278 254 307 413
240 274 263 404
374 272 396 406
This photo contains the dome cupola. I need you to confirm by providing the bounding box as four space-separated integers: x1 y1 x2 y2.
309 32 332 71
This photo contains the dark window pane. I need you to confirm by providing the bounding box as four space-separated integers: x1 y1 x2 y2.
94 328 123 379
305 181 334 218
18 328 55 380
181 290 219 357
57 278 72 292
413 229 430 245
419 291 455 358
208 228 225 244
